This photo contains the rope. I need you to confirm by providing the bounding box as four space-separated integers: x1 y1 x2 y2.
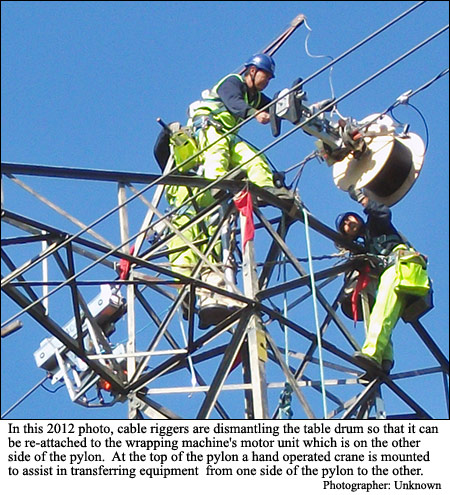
281 215 293 418
303 18 336 104
273 214 295 420
302 207 328 419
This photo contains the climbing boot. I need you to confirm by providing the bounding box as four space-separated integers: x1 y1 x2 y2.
382 359 394 374
197 268 244 329
353 351 383 373
354 351 382 384
358 355 393 383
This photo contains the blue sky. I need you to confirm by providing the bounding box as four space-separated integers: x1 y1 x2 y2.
1 1 448 420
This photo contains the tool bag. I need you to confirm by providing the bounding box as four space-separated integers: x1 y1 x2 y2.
393 246 430 297
169 124 201 172
153 122 200 173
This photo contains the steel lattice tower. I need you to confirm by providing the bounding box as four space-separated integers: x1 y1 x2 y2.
1 161 448 419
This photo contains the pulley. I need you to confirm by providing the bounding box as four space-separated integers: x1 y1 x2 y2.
332 114 425 206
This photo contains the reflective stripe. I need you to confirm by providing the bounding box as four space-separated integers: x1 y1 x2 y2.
382 244 427 270
191 73 261 130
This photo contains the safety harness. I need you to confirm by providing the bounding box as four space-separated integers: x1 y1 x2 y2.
188 73 262 132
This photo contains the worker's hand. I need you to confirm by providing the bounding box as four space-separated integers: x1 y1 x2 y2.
348 185 366 204
255 111 271 124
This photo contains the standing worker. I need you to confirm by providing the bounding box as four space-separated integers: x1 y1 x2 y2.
153 121 226 329
336 186 430 375
156 54 294 329
188 54 294 327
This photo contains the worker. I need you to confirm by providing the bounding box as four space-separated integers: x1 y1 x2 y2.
336 186 430 376
188 53 293 198
161 53 294 329
153 121 230 329
154 55 297 329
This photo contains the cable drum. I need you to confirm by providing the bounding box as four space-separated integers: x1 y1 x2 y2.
332 114 426 206
365 137 413 198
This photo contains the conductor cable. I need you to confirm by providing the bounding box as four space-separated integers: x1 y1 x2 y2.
3 13 445 330
1 375 49 419
150 1 428 180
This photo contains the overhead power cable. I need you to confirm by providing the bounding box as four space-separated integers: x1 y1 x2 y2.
157 1 428 179
2 6 442 329
402 68 449 101
362 67 449 124
1 1 428 285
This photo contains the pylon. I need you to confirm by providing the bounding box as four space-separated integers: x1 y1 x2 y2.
1 162 448 419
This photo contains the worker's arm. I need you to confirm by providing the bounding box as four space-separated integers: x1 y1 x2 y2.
217 76 271 122
348 185 393 233
254 93 271 124
363 199 392 225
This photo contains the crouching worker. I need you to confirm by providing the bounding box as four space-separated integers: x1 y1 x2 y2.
336 186 430 376
187 53 294 201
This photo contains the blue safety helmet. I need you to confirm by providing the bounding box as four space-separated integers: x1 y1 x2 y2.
335 211 365 235
244 53 276 78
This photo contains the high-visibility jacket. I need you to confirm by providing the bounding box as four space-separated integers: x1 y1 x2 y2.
189 74 270 130
362 199 429 293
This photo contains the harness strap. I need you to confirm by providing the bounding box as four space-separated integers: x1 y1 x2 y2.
368 233 405 255
351 264 371 325
192 115 224 134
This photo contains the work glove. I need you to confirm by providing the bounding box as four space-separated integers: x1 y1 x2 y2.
348 185 366 203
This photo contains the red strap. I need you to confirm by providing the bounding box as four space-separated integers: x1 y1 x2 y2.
233 189 255 249
119 245 135 280
230 352 242 372
351 264 371 325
